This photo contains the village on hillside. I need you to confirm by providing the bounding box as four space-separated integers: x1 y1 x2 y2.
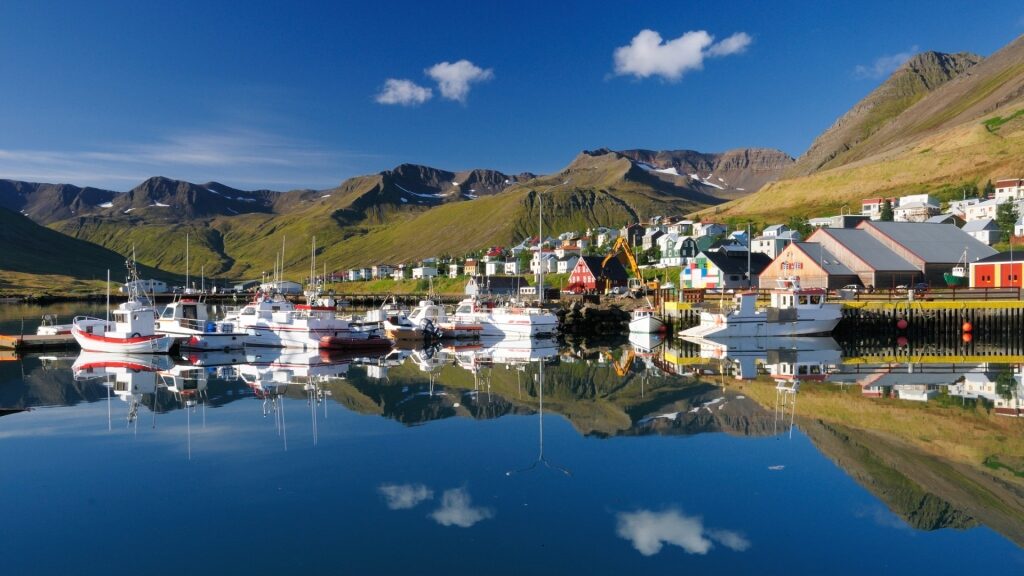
321 178 1024 297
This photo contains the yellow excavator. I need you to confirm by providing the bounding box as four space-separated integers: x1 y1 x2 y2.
603 349 636 377
602 237 660 296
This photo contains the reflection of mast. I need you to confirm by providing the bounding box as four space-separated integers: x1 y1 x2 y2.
506 360 571 477
773 379 799 439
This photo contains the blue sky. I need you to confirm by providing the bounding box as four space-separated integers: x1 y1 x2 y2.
0 0 1021 190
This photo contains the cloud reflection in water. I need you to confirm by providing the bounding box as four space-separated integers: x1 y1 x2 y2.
616 509 750 556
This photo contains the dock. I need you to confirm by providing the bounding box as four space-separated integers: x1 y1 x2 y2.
0 333 79 352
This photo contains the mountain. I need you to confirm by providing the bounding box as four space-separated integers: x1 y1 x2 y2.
713 35 1024 221
0 207 164 293
618 147 794 196
788 51 981 177
0 180 117 224
28 145 787 282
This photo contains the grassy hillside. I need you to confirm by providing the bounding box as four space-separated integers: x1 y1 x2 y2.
0 208 166 295
707 105 1024 221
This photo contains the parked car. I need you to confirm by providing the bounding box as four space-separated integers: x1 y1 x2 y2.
841 284 863 293
913 282 930 293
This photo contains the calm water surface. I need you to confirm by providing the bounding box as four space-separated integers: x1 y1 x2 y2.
1 305 1023 575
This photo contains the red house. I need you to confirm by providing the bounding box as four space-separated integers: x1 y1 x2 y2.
567 256 629 292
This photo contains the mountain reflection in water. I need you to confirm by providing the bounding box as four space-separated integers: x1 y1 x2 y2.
0 333 1022 572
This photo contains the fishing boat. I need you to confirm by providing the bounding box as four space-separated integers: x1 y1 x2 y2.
681 277 841 338
450 296 558 338
156 296 247 350
406 299 483 339
71 260 175 354
36 314 74 336
628 306 664 334
944 248 969 287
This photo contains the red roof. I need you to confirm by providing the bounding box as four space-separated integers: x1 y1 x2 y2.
995 178 1024 188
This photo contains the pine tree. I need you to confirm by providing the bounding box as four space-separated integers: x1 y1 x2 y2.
996 201 1020 242
983 179 995 198
879 199 894 221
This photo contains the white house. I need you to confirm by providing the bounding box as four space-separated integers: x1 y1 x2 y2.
121 279 168 294
595 228 619 247
412 266 438 279
948 198 980 219
751 230 801 259
504 260 523 275
861 198 896 219
666 220 694 235
965 199 1002 222
260 280 303 295
447 263 461 278
530 252 557 274
485 260 504 276
372 264 394 279
392 269 407 281
962 218 1002 245
762 224 789 237
656 233 681 266
995 178 1024 202
557 255 579 274
894 201 940 222
693 222 726 238
899 193 938 207
346 269 363 282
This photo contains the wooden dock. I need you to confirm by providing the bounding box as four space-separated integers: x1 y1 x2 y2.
0 333 78 351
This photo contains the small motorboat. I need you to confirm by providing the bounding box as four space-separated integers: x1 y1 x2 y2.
628 307 664 334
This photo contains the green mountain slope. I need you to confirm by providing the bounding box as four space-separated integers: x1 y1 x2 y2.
788 51 981 177
712 34 1024 221
0 207 163 293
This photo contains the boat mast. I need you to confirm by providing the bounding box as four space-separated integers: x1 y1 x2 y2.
186 232 190 292
106 269 110 324
538 190 544 305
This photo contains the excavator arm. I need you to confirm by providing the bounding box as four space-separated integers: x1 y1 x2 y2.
602 237 658 294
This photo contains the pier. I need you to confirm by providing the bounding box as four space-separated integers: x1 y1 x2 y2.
0 333 78 352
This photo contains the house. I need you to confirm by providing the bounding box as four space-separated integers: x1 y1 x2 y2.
694 222 726 238
950 371 1024 417
554 245 581 259
947 198 980 219
666 220 694 235
995 178 1024 202
893 201 940 222
808 217 833 228
641 229 664 250
412 266 438 279
346 269 364 282
233 280 261 292
260 280 303 295
762 224 789 237
504 260 523 275
620 223 644 247
465 275 529 297
861 197 897 219
359 267 372 280
484 260 504 276
372 264 394 279
483 247 505 261
758 242 860 290
463 259 478 276
925 213 962 226
964 199 1002 222
556 255 579 274
595 228 619 247
656 233 681 266
899 193 938 207
680 249 772 290
728 230 749 245
751 230 801 260
567 256 629 292
827 214 871 228
447 263 461 278
961 218 1002 245
970 252 1023 288
530 252 558 274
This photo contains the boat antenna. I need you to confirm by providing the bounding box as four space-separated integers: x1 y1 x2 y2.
185 232 190 293
106 269 110 324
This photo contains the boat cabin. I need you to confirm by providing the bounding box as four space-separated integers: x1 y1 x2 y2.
160 299 212 330
769 278 827 309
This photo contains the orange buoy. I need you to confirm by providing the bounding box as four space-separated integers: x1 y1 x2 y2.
896 318 908 330
962 333 973 343
962 321 973 333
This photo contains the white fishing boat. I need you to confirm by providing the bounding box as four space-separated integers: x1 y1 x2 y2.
406 299 483 339
682 336 841 380
71 260 174 354
156 297 247 350
681 277 841 338
450 296 558 338
628 307 664 334
227 290 366 349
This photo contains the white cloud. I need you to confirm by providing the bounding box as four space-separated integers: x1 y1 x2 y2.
375 79 433 106
854 46 919 79
430 488 494 528
426 60 494 103
378 483 434 510
613 29 752 81
615 509 750 556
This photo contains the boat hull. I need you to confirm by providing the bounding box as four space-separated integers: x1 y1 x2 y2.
629 315 664 334
943 273 967 287
681 312 841 338
72 327 174 354
318 335 392 351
